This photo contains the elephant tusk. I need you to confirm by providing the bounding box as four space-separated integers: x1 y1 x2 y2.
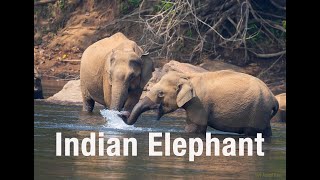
142 52 149 56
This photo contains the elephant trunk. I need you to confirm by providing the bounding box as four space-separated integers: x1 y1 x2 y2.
122 96 158 125
110 82 129 111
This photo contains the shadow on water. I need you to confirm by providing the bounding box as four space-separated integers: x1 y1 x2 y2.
34 80 286 179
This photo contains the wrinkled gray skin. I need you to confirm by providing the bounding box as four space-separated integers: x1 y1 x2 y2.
80 32 153 112
121 71 279 137
34 68 43 99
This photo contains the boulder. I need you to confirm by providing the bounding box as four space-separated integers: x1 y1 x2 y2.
271 93 286 123
47 79 82 104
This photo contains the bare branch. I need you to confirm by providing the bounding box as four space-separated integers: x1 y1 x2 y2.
250 50 286 58
258 53 284 78
133 0 285 61
270 0 286 10
59 59 81 62
34 0 57 6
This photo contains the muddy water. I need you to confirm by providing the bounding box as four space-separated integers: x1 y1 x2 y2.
34 80 286 179
41 78 67 98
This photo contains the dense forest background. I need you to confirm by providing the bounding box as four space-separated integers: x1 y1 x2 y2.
34 0 286 93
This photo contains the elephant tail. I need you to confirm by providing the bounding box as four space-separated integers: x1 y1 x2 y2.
270 97 279 118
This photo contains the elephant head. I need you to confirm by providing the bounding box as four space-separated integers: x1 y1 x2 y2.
121 71 195 125
105 42 153 112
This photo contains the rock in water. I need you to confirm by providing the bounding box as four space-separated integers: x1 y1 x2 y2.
47 79 82 104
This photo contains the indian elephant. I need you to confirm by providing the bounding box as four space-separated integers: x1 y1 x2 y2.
121 70 279 137
34 68 43 99
80 32 154 112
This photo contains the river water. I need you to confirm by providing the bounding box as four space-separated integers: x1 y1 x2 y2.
34 79 286 179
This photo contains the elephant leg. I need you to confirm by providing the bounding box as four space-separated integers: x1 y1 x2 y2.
262 126 272 137
81 87 95 112
184 107 208 134
83 97 95 112
243 126 272 137
185 123 207 134
243 128 258 137
123 89 142 112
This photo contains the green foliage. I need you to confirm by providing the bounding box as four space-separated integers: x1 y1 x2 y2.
128 0 141 7
282 20 286 29
58 0 66 10
186 29 193 38
247 19 286 45
121 4 129 14
121 0 141 14
154 0 174 12
247 22 263 43
269 27 285 39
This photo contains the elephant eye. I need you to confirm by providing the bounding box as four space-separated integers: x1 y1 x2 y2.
128 73 135 80
158 90 165 98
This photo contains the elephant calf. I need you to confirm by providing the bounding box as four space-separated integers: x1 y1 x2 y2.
80 32 153 112
121 70 279 137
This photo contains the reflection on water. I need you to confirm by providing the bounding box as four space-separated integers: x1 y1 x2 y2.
41 78 67 98
34 80 286 179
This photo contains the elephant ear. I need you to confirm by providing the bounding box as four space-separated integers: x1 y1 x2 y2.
140 54 154 89
106 50 116 85
133 44 144 57
176 79 195 107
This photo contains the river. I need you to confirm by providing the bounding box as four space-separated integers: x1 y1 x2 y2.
34 79 286 179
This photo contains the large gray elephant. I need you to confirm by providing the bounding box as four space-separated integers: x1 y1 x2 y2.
80 32 154 112
121 70 279 137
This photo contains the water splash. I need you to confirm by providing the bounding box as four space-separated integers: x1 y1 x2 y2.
100 109 144 131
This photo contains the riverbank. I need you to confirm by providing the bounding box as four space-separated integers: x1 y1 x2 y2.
34 0 286 95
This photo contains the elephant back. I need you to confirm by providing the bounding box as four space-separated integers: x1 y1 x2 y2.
199 70 276 129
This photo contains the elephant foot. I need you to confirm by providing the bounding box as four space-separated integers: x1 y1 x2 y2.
262 126 272 137
82 97 95 112
243 127 272 138
185 123 207 134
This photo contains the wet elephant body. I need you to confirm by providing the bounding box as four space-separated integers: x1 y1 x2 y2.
122 70 278 137
80 32 153 112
